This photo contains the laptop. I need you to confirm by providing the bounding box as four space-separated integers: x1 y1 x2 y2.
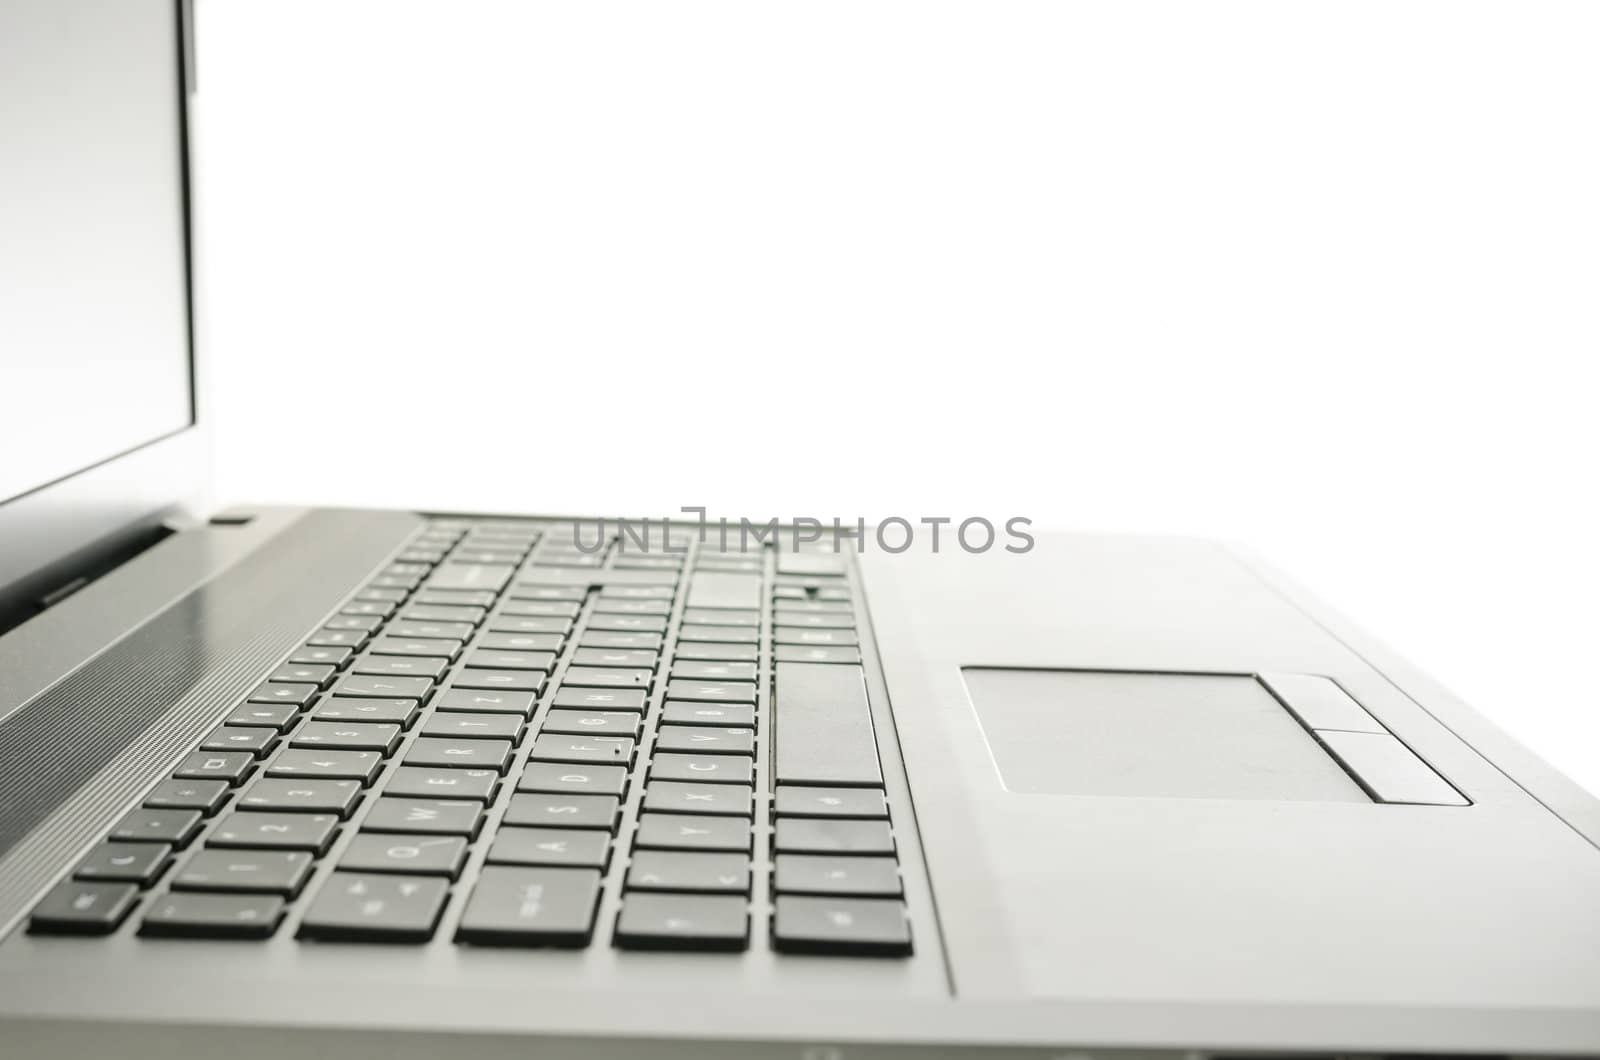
2 2 1597 1056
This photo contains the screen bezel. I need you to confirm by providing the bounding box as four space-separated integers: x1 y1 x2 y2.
0 0 208 617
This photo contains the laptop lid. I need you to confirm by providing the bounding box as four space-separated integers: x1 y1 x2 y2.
0 0 203 620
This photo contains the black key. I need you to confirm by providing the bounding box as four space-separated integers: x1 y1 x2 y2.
661 701 755 728
775 818 895 855
503 793 618 831
654 726 755 756
350 654 448 680
455 866 601 947
487 827 611 869
413 589 496 608
551 686 647 712
774 628 859 647
451 668 546 693
463 649 556 672
643 781 752 817
268 749 384 784
479 632 564 653
291 721 402 754
614 893 748 951
325 614 383 632
591 598 671 616
485 615 571 636
672 642 758 663
173 751 256 786
247 681 318 707
369 636 462 661
625 851 750 894
401 604 486 624
773 663 881 786
388 619 474 641
28 880 139 935
571 648 658 669
110 807 201 846
613 558 683 572
139 893 284 938
384 766 499 803
329 674 432 701
635 813 749 852
405 737 514 772
531 553 603 568
773 599 853 614
298 873 449 942
775 613 856 630
74 840 172 884
306 628 369 649
499 599 581 617
363 797 484 836
422 711 525 742
773 896 911 956
561 667 651 689
450 548 523 564
209 811 339 853
579 631 663 651
425 562 514 592
596 584 671 600
526 734 634 766
681 608 759 627
541 710 642 739
650 753 752 785
774 645 863 665
434 688 538 716
223 702 300 730
313 696 420 727
340 834 468 877
518 762 628 799
775 786 889 819
587 614 667 634
238 778 363 817
663 680 756 704
289 645 353 667
396 550 444 565
686 572 761 610
671 660 757 682
775 855 902 896
174 849 314 895
678 625 759 645
269 662 337 686
341 599 397 618
144 778 229 814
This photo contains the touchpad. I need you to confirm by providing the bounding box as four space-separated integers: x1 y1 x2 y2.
962 668 1369 801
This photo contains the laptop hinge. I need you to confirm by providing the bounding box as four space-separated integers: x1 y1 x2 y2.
0 517 189 638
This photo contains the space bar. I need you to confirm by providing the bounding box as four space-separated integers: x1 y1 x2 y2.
774 663 882 787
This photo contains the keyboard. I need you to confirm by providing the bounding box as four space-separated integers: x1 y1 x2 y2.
25 518 913 956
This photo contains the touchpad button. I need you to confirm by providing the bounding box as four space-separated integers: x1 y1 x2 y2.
962 668 1369 802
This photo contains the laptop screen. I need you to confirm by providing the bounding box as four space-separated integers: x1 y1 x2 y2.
0 0 194 506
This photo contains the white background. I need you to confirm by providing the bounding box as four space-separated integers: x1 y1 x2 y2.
194 2 1599 796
